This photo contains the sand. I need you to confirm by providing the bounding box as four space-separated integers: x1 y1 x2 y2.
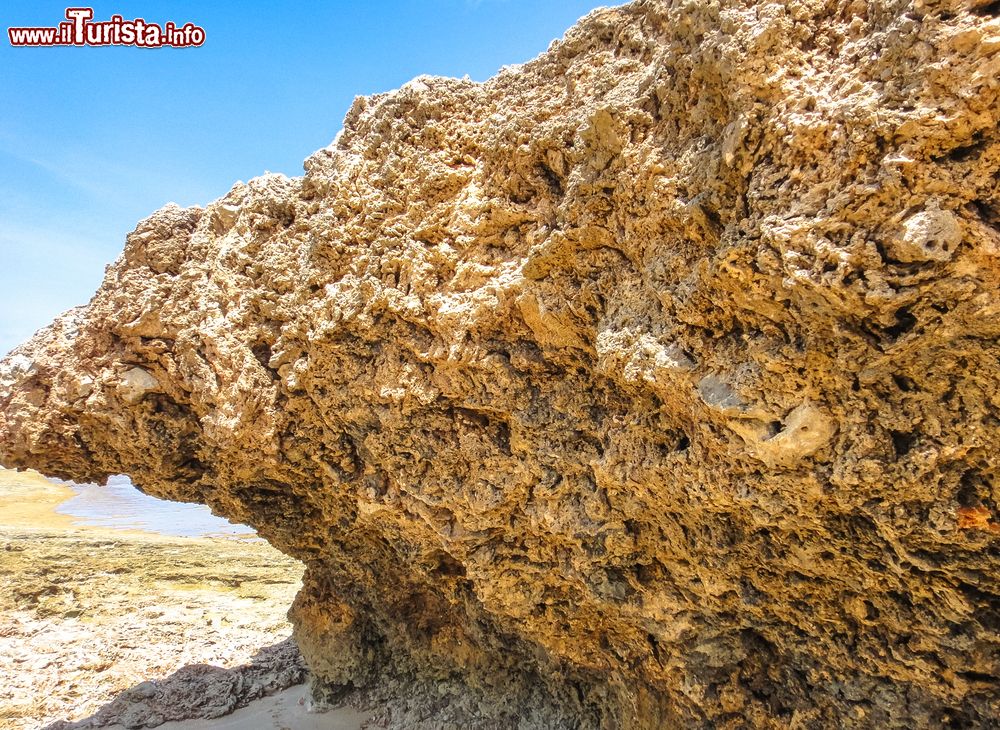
0 468 77 531
105 686 368 730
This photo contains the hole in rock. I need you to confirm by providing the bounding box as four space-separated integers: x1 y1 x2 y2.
939 138 987 163
867 558 888 573
958 670 998 684
634 561 663 587
538 162 564 195
888 590 914 610
971 199 1000 232
252 341 274 370
431 550 467 578
891 430 917 458
891 373 916 393
656 430 691 454
0 467 304 728
972 0 1000 16
883 307 918 340
957 470 984 509
701 204 722 230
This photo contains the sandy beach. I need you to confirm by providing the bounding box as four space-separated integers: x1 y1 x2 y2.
0 469 77 532
105 685 370 730
0 468 334 730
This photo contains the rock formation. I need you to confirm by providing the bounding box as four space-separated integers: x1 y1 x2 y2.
3 0 1000 726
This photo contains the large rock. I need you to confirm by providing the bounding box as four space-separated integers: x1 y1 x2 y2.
3 0 1000 726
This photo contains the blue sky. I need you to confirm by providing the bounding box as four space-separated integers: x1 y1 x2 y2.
0 1 612 356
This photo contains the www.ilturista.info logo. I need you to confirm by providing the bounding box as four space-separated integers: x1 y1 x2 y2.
8 7 205 48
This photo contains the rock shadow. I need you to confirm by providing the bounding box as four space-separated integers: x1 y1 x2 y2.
45 637 306 729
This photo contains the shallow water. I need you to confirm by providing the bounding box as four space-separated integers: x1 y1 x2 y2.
56 475 256 538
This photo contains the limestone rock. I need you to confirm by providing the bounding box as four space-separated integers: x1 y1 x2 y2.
118 367 161 404
889 205 963 263
3 1 1000 727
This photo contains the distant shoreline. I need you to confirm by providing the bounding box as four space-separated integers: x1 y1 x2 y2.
0 467 254 541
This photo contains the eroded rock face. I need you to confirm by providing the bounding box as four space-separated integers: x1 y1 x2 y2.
3 0 1000 726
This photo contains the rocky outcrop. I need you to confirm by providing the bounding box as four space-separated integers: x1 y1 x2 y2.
3 0 1000 726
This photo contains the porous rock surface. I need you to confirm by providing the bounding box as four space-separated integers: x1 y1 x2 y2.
3 0 1000 726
